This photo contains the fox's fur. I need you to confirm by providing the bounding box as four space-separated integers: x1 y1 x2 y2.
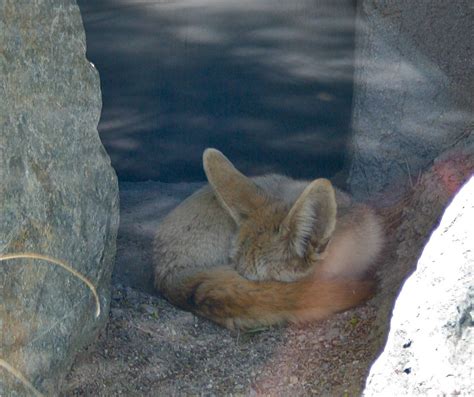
153 149 384 330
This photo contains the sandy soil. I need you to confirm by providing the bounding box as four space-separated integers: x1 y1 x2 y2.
62 181 387 396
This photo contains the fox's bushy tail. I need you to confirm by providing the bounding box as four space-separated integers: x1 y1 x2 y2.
161 268 375 330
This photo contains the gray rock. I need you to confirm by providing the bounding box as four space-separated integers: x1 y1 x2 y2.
348 1 473 204
363 177 474 396
0 0 119 395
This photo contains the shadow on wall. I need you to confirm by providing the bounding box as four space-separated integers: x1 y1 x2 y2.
77 0 356 182
348 2 473 203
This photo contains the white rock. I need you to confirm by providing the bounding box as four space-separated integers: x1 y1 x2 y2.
364 177 474 396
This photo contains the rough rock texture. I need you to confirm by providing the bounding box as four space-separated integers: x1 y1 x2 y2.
0 1 119 395
348 0 473 203
364 177 474 396
358 140 473 395
347 2 474 393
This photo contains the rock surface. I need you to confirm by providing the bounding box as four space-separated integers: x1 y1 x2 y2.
348 0 473 203
359 141 474 397
0 1 119 395
364 177 474 396
347 3 474 394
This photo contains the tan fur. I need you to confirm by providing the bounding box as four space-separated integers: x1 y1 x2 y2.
153 149 384 330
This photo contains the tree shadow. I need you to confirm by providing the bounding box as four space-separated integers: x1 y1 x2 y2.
77 0 356 182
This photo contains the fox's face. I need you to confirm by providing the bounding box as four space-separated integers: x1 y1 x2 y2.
230 202 316 281
203 149 337 282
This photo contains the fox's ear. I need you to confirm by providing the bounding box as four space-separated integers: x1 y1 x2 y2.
282 179 337 258
203 148 266 224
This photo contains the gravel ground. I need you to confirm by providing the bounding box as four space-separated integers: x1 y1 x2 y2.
63 284 380 396
62 181 391 396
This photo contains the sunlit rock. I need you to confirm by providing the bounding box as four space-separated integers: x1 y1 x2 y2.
364 177 474 396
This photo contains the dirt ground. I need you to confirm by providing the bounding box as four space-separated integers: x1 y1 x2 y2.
62 181 391 396
63 284 380 396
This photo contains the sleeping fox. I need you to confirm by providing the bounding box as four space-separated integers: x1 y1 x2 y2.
153 149 384 330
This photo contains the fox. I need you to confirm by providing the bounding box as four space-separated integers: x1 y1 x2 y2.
153 148 384 330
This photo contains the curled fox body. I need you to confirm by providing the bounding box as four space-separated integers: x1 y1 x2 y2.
153 149 384 329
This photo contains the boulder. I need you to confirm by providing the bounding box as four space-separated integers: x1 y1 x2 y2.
0 0 119 395
363 177 474 396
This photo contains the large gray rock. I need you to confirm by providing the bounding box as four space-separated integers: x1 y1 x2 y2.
0 1 119 395
364 177 474 396
348 1 473 203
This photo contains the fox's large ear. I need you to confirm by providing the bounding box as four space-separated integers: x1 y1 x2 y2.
282 179 337 258
203 148 266 224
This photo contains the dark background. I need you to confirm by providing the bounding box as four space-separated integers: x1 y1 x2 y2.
77 0 356 182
